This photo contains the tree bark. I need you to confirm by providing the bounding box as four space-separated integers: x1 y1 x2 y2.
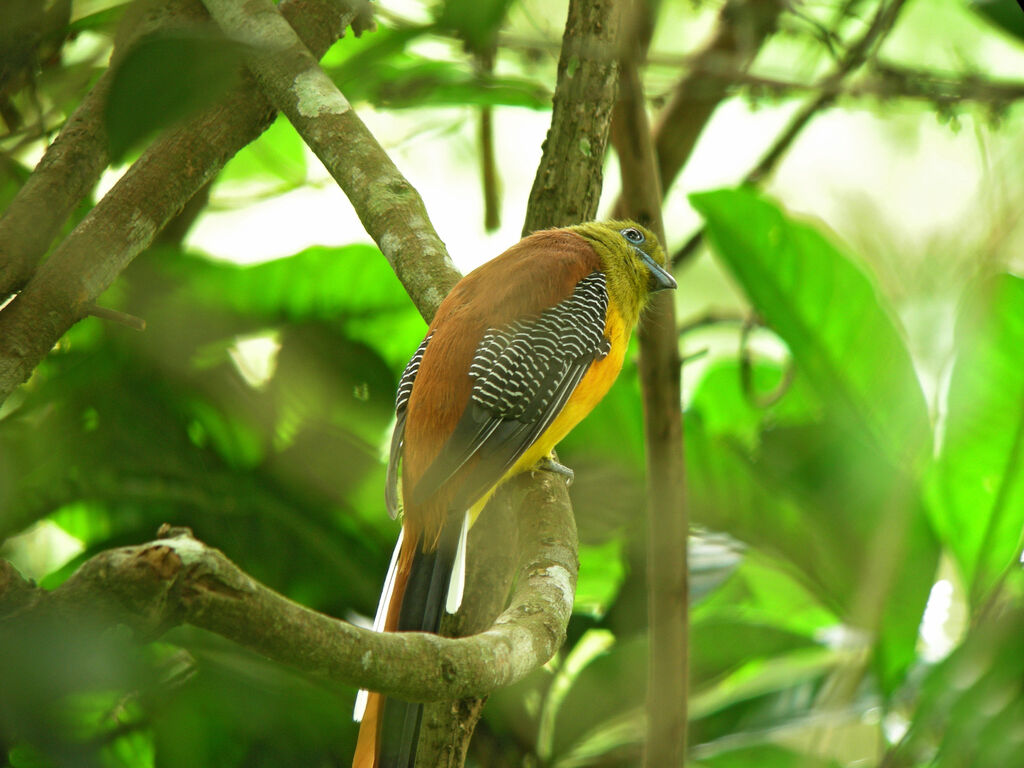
0 0 371 405
201 0 460 320
611 16 689 763
522 0 621 235
0 474 575 702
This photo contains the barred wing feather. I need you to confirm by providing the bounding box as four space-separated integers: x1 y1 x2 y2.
412 272 611 509
386 333 432 520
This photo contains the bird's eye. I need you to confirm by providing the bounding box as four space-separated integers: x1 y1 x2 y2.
621 227 644 244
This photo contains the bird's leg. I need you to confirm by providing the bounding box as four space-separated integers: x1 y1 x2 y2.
537 454 574 486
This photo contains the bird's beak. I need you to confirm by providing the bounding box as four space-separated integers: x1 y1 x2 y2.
635 247 677 292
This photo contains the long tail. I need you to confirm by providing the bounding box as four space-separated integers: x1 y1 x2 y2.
352 514 467 768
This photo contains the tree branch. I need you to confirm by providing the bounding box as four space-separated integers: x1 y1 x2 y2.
200 0 460 319
0 473 576 703
522 0 621 234
644 0 783 215
0 0 368 301
609 3 688 763
673 0 910 267
0 0 370 406
0 0 153 299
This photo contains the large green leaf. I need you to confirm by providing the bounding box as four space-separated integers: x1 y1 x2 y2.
323 24 549 110
105 28 245 162
162 244 426 370
888 600 1024 768
687 359 938 693
927 274 1024 606
690 188 932 471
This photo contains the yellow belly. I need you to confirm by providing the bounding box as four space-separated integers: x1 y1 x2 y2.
467 303 630 525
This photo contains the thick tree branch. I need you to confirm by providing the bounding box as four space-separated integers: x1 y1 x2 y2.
0 473 576 703
0 0 210 297
522 0 621 234
0 0 368 301
610 6 688 763
201 0 460 318
0 0 370 406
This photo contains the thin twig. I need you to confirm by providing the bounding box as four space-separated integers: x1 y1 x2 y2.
738 318 795 409
678 310 749 336
476 47 501 232
672 0 910 267
85 304 146 331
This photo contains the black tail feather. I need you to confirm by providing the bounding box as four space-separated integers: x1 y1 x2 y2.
378 520 461 768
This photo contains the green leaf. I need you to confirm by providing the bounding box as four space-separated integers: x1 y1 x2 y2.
691 617 820 689
927 274 1024 607
323 25 549 110
69 3 128 34
166 244 426 370
694 555 838 639
889 603 1024 768
550 635 647 760
685 412 839 607
216 113 306 188
686 406 939 694
690 357 821 450
105 29 245 162
574 539 625 618
690 187 931 471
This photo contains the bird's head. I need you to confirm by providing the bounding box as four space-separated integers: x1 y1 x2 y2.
570 220 676 325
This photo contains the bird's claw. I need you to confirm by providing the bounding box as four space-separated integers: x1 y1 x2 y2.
537 456 574 486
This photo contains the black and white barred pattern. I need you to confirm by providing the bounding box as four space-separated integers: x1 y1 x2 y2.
468 272 610 420
396 333 432 413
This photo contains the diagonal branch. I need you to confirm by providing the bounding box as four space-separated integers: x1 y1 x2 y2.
0 0 204 299
674 0 909 266
0 473 577 703
200 0 460 320
0 0 376 406
0 0 371 302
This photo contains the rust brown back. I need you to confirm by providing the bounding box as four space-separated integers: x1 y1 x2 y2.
401 230 602 544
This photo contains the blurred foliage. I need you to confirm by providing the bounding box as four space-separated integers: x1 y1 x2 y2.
105 27 246 162
3 0 1024 766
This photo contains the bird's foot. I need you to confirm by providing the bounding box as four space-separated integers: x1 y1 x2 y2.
537 456 574 486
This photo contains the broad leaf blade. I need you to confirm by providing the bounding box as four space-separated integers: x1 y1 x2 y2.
105 29 245 162
928 273 1024 606
690 187 931 470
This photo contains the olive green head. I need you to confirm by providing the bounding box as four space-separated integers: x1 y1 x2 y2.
570 220 676 325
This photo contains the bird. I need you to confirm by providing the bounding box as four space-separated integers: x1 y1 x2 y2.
352 220 676 768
